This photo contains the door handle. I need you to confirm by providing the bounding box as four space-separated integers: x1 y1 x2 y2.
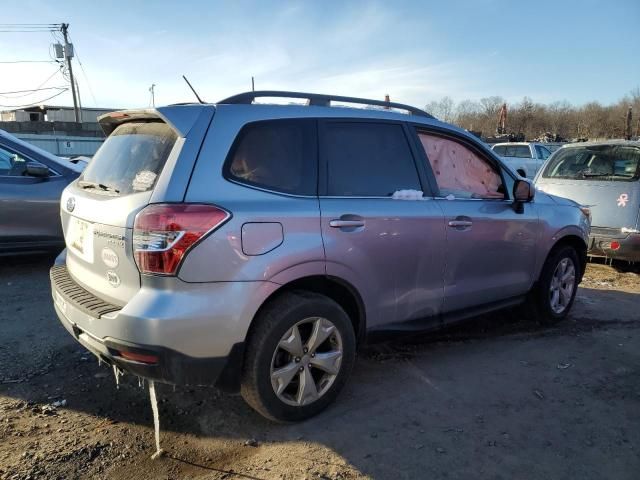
329 219 365 228
448 220 472 227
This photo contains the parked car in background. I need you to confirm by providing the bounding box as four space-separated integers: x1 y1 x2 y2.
0 129 84 254
536 140 640 262
51 91 589 422
491 142 553 179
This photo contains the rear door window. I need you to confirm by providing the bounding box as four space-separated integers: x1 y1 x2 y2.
79 121 178 195
322 122 421 196
226 119 317 195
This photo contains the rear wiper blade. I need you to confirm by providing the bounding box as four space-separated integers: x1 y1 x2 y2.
78 180 120 193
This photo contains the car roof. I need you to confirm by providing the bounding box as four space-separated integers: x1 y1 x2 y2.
558 139 640 149
492 142 533 147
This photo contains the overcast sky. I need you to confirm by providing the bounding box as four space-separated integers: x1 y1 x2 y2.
1 0 639 110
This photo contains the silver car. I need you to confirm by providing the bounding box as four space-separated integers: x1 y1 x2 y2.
535 140 640 262
50 91 590 421
491 142 553 180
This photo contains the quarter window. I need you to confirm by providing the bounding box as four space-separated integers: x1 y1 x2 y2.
227 119 317 195
323 122 421 196
417 131 504 199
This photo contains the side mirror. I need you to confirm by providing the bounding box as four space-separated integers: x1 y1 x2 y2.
513 179 534 213
513 179 535 202
25 164 50 178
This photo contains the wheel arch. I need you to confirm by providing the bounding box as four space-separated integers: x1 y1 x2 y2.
547 234 588 281
244 275 366 349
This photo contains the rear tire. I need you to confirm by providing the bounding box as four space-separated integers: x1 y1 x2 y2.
240 291 356 422
525 245 580 325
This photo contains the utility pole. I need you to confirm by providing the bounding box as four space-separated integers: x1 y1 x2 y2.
251 76 255 92
149 83 156 107
60 23 80 123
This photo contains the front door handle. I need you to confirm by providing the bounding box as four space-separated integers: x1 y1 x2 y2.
448 220 473 227
329 219 365 228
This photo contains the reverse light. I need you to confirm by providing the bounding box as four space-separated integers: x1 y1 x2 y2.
133 204 230 275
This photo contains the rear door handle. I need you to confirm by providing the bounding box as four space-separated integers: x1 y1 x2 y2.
329 220 365 228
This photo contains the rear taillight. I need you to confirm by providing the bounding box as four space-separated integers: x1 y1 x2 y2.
133 204 230 275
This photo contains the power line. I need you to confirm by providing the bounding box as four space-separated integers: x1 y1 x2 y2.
0 88 69 108
0 60 59 64
0 86 67 95
0 30 58 33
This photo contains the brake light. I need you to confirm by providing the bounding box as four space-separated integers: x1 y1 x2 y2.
133 204 230 275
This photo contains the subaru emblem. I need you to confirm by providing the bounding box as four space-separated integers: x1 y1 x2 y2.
67 197 75 212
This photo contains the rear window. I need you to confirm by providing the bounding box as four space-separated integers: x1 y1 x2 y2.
79 121 178 195
323 122 421 196
493 145 531 158
510 145 532 158
542 145 640 181
226 119 317 195
492 145 507 156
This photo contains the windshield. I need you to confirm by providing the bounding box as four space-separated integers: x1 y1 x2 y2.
79 121 178 196
542 144 640 181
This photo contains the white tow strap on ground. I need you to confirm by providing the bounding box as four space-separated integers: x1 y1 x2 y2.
148 381 165 460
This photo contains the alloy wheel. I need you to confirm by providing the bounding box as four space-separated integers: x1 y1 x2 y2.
549 257 576 314
270 317 343 407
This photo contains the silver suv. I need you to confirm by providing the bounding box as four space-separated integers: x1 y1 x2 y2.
50 91 590 422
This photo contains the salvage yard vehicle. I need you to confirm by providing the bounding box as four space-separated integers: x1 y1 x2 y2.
0 129 84 254
491 142 552 179
535 140 640 262
50 91 590 422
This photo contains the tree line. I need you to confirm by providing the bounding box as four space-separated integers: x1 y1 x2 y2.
424 88 640 141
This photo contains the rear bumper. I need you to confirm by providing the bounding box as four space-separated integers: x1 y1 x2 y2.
54 302 243 387
50 258 279 388
588 232 640 262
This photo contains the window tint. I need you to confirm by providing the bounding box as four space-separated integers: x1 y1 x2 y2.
417 131 505 199
324 122 420 196
0 145 44 176
542 145 640 181
80 121 177 195
227 119 317 195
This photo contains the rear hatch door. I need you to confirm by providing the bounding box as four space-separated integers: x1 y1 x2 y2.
60 108 210 306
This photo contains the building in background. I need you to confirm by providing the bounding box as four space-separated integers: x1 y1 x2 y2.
0 105 119 157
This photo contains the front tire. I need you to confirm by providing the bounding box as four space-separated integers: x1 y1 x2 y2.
240 291 356 422
527 245 580 324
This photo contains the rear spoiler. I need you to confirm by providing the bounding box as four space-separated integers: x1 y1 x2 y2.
98 104 213 137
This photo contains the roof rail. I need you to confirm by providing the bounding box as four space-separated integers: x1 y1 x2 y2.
217 90 433 118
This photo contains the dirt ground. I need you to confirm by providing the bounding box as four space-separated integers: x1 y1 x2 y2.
0 255 638 480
